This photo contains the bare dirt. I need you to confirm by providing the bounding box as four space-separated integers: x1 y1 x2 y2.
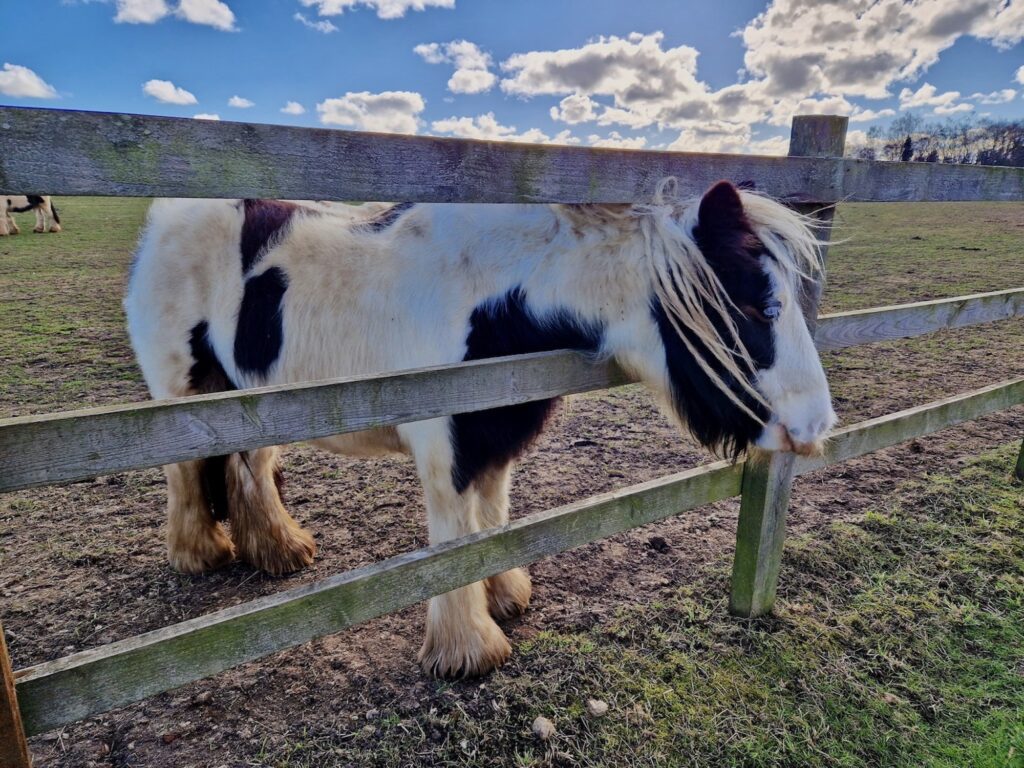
0 200 1021 767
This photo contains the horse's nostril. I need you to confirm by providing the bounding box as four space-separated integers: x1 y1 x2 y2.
788 426 802 437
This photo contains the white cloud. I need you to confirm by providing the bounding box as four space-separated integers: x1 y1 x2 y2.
294 11 337 32
849 108 896 123
414 40 496 94
746 135 791 156
114 0 169 23
317 90 425 133
193 113 220 120
281 101 306 115
1017 65 1024 85
431 112 579 144
898 83 972 114
549 94 598 124
969 88 1016 104
228 95 254 108
587 131 647 149
740 0 1024 99
142 78 197 105
0 63 58 99
501 32 711 131
667 121 752 154
113 0 235 28
297 0 454 20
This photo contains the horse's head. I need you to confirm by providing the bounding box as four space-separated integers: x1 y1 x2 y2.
647 179 836 458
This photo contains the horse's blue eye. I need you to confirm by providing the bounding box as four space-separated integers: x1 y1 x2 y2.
763 300 782 320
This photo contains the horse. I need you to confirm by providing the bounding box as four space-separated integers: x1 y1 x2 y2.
1 195 62 235
125 179 836 678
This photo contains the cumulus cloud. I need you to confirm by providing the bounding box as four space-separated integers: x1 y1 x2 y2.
740 0 1024 99
228 95 254 108
549 94 598 124
414 40 496 94
1017 65 1024 85
112 0 235 28
969 88 1016 104
297 0 454 20
281 101 306 115
850 108 896 122
502 32 711 130
193 113 220 120
0 63 58 99
114 0 169 23
317 90 424 133
898 83 973 114
294 11 337 32
142 78 197 105
587 131 647 149
430 112 579 144
176 0 235 29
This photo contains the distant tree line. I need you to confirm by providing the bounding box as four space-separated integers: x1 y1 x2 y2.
846 113 1024 167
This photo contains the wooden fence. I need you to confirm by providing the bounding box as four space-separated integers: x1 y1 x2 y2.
1 106 1022 766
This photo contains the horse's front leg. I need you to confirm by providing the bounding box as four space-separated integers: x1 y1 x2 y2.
33 206 45 233
406 421 512 678
476 465 531 621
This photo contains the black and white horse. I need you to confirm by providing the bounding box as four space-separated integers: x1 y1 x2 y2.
1 195 61 235
125 179 836 678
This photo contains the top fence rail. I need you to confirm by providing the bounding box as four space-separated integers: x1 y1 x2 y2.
1 107 1023 204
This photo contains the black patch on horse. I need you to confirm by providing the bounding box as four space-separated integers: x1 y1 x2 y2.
241 199 297 272
451 287 603 492
234 267 289 376
654 180 776 458
187 321 236 521
363 202 414 233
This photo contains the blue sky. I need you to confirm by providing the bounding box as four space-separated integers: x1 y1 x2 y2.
2 0 1022 154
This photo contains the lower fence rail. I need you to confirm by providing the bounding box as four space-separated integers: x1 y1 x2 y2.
11 375 1023 737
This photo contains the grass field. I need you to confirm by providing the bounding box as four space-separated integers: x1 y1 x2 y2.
0 197 1022 768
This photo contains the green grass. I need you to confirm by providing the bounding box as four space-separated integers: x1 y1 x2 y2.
261 445 1024 767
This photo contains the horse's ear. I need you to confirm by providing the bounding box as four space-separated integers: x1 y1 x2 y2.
697 180 745 237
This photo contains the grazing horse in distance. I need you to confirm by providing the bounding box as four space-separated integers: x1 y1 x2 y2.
1 195 61 235
125 179 836 678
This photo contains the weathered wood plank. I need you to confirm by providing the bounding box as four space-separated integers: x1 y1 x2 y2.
3 285 1021 494
2 107 1023 203
1015 438 1024 483
14 460 744 736
815 288 1024 352
729 115 846 619
728 452 796 617
0 622 32 768
796 377 1024 475
0 351 629 493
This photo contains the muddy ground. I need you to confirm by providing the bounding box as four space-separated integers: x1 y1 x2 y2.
0 200 1021 767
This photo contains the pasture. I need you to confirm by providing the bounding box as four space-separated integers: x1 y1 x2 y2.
1 197 1023 767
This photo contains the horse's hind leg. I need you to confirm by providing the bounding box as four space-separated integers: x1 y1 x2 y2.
165 459 235 573
33 206 45 233
226 445 316 575
476 465 531 621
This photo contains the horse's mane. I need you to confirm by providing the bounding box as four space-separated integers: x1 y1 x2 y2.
566 178 824 425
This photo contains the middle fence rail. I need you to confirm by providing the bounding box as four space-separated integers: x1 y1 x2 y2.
0 107 1022 753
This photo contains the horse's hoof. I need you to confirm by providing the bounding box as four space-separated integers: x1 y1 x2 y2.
486 567 532 621
237 523 316 576
33 227 45 233
168 523 235 574
418 615 511 679
49 225 62 233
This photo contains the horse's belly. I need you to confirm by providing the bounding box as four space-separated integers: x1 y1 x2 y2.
310 427 407 457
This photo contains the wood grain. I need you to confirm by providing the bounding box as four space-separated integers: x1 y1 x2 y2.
2 107 1023 203
815 288 1024 352
0 351 629 493
0 622 32 768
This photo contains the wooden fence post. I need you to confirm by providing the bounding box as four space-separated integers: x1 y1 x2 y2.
1014 438 1024 483
1 621 32 768
729 114 848 617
